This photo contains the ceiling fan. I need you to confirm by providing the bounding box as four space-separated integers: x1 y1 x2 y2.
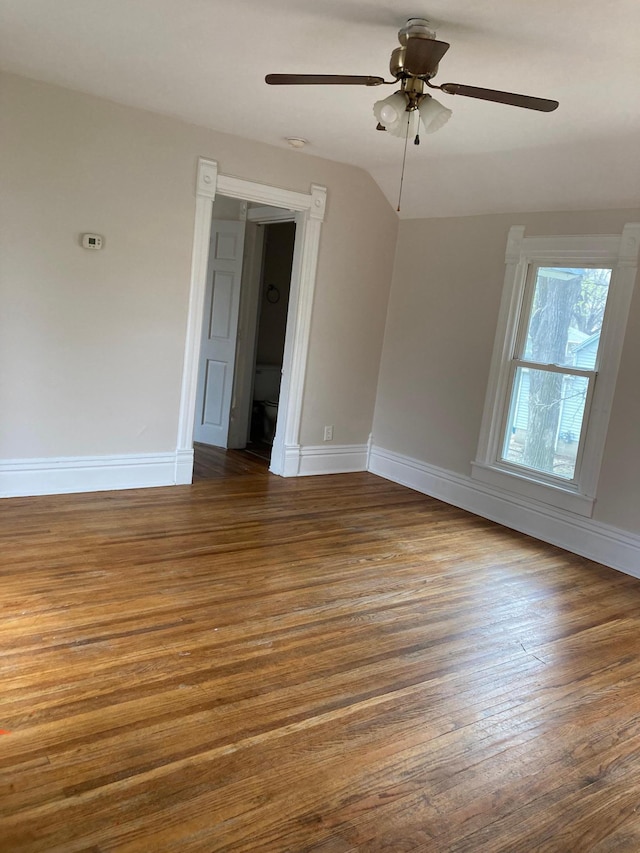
266 18 559 139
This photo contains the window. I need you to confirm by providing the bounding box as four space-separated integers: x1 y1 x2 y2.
501 265 610 482
473 224 639 517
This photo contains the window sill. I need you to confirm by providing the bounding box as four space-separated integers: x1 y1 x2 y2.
471 461 595 517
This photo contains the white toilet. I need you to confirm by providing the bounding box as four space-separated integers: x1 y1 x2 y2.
253 364 281 444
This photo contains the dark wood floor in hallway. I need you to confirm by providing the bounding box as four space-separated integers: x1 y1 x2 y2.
2 455 640 852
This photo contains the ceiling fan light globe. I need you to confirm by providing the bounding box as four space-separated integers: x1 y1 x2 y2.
418 96 452 133
380 103 400 125
373 92 407 129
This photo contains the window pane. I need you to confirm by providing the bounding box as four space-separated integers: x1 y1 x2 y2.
502 367 589 480
522 267 611 369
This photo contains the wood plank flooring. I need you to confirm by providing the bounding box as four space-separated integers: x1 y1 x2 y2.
192 442 270 480
2 454 640 851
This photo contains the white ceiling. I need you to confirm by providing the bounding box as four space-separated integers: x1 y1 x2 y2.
1 0 639 218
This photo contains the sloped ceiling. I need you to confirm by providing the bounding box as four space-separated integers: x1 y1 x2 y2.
1 0 638 218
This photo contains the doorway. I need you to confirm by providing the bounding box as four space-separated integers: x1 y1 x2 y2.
192 196 295 472
175 158 326 483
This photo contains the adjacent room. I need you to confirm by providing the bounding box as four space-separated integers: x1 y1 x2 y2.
1 1 639 850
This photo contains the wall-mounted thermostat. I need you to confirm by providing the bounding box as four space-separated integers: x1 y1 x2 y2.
82 233 103 250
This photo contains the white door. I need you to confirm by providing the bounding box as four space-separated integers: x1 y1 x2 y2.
193 219 246 447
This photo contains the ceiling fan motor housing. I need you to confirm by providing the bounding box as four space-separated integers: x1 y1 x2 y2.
390 45 438 80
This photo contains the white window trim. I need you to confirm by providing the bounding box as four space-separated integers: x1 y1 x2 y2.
472 223 640 517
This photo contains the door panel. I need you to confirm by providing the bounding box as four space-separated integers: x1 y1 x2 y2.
202 360 227 427
193 219 246 447
209 271 233 338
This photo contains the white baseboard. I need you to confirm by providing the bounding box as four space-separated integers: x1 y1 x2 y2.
368 445 640 579
282 444 302 478
0 451 192 498
296 443 369 477
0 442 369 495
174 449 195 485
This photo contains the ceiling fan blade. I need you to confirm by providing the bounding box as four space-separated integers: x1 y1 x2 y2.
440 83 559 112
265 74 385 87
403 37 450 77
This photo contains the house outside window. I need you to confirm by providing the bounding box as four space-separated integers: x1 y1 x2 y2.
473 224 640 517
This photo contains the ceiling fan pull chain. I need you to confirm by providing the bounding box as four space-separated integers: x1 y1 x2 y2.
396 112 412 212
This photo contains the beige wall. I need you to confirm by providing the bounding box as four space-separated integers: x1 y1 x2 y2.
373 208 640 534
0 72 398 458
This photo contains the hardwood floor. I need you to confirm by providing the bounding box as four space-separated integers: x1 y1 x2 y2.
193 442 270 479
2 455 640 851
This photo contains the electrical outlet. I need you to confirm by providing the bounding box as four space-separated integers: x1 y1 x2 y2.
323 425 334 442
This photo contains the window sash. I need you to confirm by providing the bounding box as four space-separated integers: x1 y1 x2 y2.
514 262 611 369
496 360 597 488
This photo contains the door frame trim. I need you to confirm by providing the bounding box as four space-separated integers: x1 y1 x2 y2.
176 158 327 478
